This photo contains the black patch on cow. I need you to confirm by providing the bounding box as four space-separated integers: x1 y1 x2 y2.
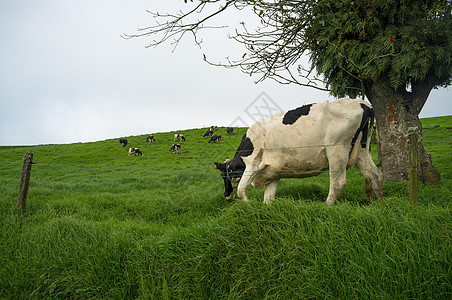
282 104 313 125
350 103 374 155
208 135 221 143
214 133 254 198
214 162 235 197
235 134 254 157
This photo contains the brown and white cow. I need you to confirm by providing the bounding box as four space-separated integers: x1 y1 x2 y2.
214 98 383 205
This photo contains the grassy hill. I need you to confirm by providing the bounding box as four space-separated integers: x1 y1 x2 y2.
0 117 451 299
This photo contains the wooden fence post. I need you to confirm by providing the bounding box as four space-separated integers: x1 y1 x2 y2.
17 151 34 210
406 127 419 205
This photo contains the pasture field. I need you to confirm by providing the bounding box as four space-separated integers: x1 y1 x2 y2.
0 117 451 299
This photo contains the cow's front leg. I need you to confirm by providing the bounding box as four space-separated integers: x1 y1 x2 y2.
325 148 348 205
263 180 278 205
237 167 258 201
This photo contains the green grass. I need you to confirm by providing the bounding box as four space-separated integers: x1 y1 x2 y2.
0 120 451 299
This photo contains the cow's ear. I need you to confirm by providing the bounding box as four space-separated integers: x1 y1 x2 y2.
214 162 223 170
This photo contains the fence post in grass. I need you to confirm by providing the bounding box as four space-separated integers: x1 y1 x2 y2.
406 127 419 205
17 151 34 210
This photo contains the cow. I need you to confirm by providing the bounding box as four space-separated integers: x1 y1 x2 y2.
209 135 221 143
214 98 383 205
170 144 181 154
119 139 128 147
227 127 234 134
128 148 143 157
146 135 155 143
210 126 217 131
174 134 186 141
203 130 214 137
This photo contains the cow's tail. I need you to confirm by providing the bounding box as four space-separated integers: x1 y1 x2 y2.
361 104 375 152
351 103 375 155
367 109 375 152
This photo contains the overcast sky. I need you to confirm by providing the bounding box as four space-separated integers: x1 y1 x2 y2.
1 1 450 146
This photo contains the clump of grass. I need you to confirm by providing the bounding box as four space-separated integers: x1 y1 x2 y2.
0 120 451 299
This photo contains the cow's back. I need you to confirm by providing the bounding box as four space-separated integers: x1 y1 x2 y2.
243 98 369 182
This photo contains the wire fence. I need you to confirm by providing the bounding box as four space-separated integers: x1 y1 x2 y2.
2 136 451 166
2 136 451 190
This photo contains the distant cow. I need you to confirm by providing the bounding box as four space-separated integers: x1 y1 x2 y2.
209 135 221 143
214 98 383 205
227 127 234 134
210 126 217 131
170 144 181 154
128 148 143 157
203 130 214 137
119 139 128 147
146 135 155 143
174 134 185 141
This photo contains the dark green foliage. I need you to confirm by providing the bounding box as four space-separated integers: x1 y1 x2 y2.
305 0 452 96
0 120 451 299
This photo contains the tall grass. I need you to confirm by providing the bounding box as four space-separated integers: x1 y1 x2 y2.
0 118 451 299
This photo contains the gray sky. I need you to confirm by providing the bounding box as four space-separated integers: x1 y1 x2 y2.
1 1 450 146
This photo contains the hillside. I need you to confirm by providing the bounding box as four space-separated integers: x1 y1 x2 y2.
0 117 451 299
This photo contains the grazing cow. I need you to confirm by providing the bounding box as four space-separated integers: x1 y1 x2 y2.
214 98 383 205
209 135 221 143
203 130 214 137
128 148 143 157
174 134 186 141
227 127 234 134
210 126 217 131
119 139 128 147
170 144 181 154
146 135 155 143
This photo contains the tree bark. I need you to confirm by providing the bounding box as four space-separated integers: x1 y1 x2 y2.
365 76 441 185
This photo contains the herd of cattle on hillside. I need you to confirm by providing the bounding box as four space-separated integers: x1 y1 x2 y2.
119 125 231 157
119 98 384 205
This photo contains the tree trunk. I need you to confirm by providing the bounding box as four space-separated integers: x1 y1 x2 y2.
365 76 441 185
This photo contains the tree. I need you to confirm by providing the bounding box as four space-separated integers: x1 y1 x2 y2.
124 0 452 184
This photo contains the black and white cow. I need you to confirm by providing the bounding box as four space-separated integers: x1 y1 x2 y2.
209 135 221 143
203 130 214 137
146 135 155 143
170 144 181 154
227 127 234 134
174 134 186 141
128 148 143 157
214 98 383 205
210 126 217 131
119 139 128 147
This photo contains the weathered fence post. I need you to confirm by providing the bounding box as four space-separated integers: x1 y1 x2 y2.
17 151 34 210
406 128 419 205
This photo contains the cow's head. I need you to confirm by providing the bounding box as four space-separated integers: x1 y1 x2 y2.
214 159 242 200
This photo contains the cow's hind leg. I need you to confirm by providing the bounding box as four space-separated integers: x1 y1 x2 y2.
325 147 349 205
263 180 279 205
356 149 384 201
